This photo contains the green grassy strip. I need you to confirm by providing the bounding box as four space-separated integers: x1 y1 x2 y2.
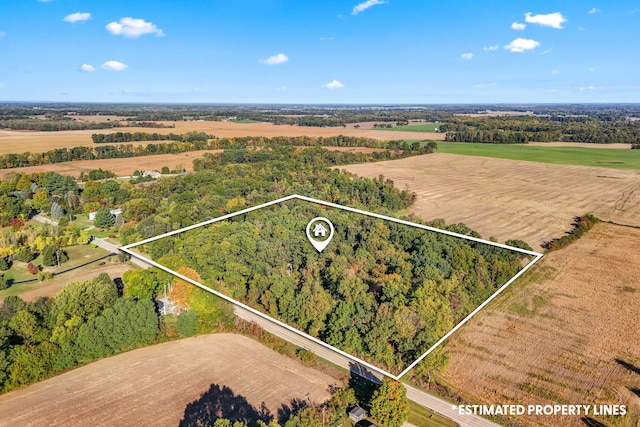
434 142 640 170
372 123 441 132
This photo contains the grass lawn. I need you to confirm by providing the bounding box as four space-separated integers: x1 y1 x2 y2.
91 228 117 238
373 123 441 132
72 214 93 229
409 401 458 427
0 245 109 293
434 142 640 170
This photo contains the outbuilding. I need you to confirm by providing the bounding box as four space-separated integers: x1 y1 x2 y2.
348 406 366 422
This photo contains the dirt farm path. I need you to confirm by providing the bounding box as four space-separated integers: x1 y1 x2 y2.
0 333 337 427
340 153 640 249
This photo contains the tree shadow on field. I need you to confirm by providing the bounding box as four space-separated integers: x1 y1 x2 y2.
276 397 308 423
348 362 381 411
616 358 640 376
179 384 311 426
582 417 608 427
179 383 272 427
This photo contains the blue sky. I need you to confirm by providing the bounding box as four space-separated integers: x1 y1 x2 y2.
0 0 638 103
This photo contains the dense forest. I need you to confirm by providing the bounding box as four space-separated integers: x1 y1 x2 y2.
1 142 526 383
145 200 528 375
0 274 160 393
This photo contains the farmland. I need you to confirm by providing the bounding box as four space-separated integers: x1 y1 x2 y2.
434 142 640 170
0 119 443 156
0 333 337 427
0 147 388 180
440 222 640 427
374 123 442 133
340 153 640 249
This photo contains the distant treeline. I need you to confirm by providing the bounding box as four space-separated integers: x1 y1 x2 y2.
444 116 640 144
0 136 436 170
0 119 173 132
91 131 211 143
0 119 119 132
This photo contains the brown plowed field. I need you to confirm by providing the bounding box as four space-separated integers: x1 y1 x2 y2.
440 222 640 426
0 333 337 427
0 120 442 155
340 153 640 249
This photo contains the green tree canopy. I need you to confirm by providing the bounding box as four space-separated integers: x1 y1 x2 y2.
94 206 115 228
369 378 410 427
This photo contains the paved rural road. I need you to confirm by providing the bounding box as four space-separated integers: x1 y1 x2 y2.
92 238 152 269
125 251 499 427
234 306 502 427
32 213 59 226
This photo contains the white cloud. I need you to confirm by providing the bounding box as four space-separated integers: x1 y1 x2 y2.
580 86 598 91
352 0 384 15
63 12 91 23
101 60 128 71
511 22 526 30
0 31 5 37
106 17 164 38
0 82 5 89
320 37 335 41
461 52 473 60
525 12 568 29
578 26 586 31
483 45 499 51
80 64 95 72
324 80 344 89
588 8 600 14
261 53 289 65
504 38 540 53
588 67 595 72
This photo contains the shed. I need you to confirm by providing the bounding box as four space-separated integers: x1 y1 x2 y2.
348 406 366 422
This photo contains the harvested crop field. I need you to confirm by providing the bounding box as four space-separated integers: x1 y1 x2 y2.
0 120 442 155
340 153 640 249
0 150 221 179
0 333 337 427
0 146 388 179
440 222 640 427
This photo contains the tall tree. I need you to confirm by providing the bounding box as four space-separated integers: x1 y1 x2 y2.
94 206 115 228
369 378 410 427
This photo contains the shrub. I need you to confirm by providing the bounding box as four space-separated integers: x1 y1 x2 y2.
176 310 198 337
15 248 35 263
0 257 10 271
26 262 38 275
543 214 599 252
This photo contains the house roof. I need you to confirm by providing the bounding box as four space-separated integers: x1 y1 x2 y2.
348 406 366 417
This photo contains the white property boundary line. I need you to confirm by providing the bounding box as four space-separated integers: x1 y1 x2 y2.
121 194 543 380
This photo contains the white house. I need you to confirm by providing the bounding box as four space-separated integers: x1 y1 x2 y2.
313 223 328 237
